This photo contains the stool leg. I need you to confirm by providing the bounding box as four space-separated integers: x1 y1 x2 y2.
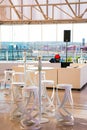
10 85 23 120
51 85 55 104
41 84 55 116
20 88 40 130
55 87 63 120
55 87 74 125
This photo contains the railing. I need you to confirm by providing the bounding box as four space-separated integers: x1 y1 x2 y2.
0 49 54 61
0 49 27 61
0 48 86 62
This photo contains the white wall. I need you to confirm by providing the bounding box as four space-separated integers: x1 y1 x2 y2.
0 23 87 43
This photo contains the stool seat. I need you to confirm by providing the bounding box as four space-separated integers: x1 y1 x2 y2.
42 80 54 85
22 86 38 90
57 84 72 89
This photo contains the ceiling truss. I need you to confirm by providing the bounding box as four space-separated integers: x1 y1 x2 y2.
0 0 87 24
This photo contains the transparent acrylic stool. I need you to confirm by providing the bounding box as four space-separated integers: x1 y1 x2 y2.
55 84 74 126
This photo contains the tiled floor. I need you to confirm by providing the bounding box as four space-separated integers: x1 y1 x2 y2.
0 86 87 130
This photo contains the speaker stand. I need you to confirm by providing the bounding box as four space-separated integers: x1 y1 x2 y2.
66 42 68 62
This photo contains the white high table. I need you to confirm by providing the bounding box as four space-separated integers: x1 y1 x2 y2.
27 58 55 124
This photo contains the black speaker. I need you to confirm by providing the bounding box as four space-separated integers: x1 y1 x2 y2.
64 30 71 42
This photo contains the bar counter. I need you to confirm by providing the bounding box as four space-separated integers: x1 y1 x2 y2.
0 61 87 90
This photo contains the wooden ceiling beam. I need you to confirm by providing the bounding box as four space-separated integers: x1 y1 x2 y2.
81 8 87 17
34 0 47 19
65 0 77 17
0 0 87 24
9 0 21 19
0 1 87 8
55 5 73 19
0 18 87 25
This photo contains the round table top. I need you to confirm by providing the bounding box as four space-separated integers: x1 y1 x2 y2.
27 67 54 71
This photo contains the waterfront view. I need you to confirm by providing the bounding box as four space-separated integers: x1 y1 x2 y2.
0 41 86 62
0 23 87 62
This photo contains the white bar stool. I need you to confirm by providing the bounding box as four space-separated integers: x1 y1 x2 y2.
3 69 14 95
35 71 55 115
11 72 25 101
4 69 14 86
10 72 25 120
55 84 74 125
41 76 55 102
20 86 40 130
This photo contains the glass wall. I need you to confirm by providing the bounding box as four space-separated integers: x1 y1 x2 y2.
0 23 87 61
